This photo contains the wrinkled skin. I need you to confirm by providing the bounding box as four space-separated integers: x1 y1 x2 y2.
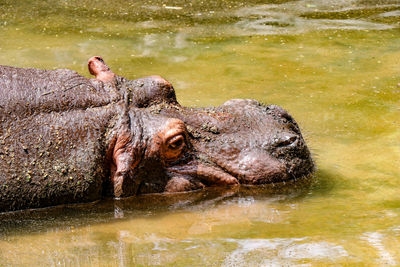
0 57 314 212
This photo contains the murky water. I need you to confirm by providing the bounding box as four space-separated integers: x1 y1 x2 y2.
0 0 399 265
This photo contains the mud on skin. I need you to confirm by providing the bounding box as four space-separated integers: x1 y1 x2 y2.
0 57 314 212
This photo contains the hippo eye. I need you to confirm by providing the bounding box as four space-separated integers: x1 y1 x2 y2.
162 133 186 161
167 134 185 151
159 118 188 161
163 133 187 161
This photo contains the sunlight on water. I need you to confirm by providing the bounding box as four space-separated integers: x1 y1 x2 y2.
235 0 399 35
0 0 399 265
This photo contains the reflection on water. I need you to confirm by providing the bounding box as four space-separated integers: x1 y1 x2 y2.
223 238 348 266
362 232 397 266
0 0 400 265
235 0 399 35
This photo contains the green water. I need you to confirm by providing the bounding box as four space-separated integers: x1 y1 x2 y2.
0 0 399 265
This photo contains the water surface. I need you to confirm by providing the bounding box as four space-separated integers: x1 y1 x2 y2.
0 0 399 265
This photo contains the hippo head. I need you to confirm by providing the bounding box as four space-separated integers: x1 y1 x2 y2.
89 57 314 198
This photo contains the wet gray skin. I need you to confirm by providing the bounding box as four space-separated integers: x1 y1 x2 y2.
0 57 313 212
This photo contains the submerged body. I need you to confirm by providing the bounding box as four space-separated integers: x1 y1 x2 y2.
0 58 314 212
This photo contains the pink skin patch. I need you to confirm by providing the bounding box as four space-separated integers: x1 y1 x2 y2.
87 56 115 83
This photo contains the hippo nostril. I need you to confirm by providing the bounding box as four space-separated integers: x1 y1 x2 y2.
275 135 298 147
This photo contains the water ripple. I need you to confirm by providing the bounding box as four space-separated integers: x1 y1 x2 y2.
361 232 397 266
235 0 399 35
222 238 348 266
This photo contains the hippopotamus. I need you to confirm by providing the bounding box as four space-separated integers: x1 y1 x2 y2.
0 57 314 212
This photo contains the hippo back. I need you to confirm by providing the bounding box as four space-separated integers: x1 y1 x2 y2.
0 66 122 212
0 65 120 119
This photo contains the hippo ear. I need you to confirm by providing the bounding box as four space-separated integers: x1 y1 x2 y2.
88 56 115 83
110 134 140 198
